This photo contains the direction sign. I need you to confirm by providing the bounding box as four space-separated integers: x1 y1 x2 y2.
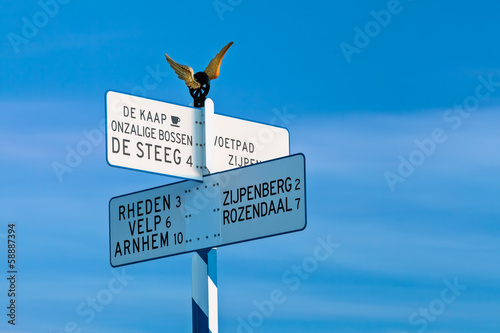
106 91 290 179
106 91 204 180
109 153 306 267
213 114 289 172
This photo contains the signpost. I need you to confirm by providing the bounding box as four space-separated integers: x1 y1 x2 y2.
109 153 306 267
105 88 305 333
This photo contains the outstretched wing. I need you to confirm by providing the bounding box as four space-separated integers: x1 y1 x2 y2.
204 42 234 81
164 53 201 89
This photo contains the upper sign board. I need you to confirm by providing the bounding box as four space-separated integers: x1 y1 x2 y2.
109 153 306 267
106 91 204 180
106 91 290 179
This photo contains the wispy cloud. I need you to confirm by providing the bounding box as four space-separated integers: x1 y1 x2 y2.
291 106 500 179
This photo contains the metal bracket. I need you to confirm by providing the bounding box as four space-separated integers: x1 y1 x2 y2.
189 72 211 107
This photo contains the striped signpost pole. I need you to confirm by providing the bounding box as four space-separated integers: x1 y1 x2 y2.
192 248 218 333
192 98 218 333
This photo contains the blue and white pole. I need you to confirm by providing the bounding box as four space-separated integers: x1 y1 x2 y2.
192 98 218 333
192 248 218 333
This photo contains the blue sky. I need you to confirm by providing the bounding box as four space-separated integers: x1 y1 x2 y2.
1 0 500 332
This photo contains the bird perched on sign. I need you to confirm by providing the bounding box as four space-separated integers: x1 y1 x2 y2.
165 42 233 106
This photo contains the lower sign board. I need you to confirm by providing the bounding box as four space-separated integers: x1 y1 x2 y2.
109 153 306 267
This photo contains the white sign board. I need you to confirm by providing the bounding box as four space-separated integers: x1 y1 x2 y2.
213 114 289 172
109 154 306 267
106 91 204 180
